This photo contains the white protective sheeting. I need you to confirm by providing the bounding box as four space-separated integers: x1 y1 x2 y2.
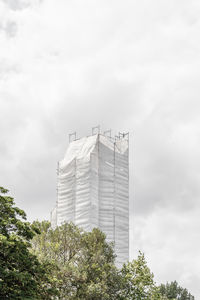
50 206 57 229
54 133 129 266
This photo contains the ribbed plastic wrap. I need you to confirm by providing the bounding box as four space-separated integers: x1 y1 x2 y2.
51 133 129 266
50 206 57 230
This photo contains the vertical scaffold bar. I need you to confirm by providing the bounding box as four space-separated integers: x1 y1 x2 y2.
74 158 76 224
97 133 100 227
113 140 116 248
69 132 76 143
55 161 59 227
92 125 100 135
103 129 112 139
127 132 130 260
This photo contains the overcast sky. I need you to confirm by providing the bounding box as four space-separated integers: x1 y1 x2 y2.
1 0 200 297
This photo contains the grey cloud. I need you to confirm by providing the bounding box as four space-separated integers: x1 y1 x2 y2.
5 21 17 37
0 21 17 38
132 208 200 298
2 0 44 11
2 0 30 11
134 117 200 215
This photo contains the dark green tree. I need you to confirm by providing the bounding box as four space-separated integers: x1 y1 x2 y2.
159 281 194 300
0 187 58 299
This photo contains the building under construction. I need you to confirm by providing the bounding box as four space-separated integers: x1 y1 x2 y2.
51 128 129 265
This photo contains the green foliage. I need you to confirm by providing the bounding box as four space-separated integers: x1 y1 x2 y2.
0 187 195 300
32 222 195 300
118 251 163 299
0 187 58 299
32 221 121 299
159 281 195 300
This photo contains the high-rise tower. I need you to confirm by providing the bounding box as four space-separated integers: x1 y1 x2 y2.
51 130 129 265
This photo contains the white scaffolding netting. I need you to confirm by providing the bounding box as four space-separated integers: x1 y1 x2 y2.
51 133 129 266
50 206 57 230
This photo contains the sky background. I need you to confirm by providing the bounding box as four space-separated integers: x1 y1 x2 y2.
1 0 200 297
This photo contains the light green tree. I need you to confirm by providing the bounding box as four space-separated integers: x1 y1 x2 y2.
118 251 164 300
32 221 121 299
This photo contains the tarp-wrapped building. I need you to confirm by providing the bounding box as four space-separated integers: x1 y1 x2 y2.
51 132 129 265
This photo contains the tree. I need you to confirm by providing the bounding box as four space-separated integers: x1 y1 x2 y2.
119 251 163 299
0 187 58 299
159 281 195 300
32 221 121 299
1 186 194 300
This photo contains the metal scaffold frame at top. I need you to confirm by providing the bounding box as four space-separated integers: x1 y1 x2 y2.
68 127 129 144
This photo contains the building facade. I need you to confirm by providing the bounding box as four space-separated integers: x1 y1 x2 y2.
51 131 129 265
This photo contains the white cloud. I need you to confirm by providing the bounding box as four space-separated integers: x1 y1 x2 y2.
0 0 200 297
